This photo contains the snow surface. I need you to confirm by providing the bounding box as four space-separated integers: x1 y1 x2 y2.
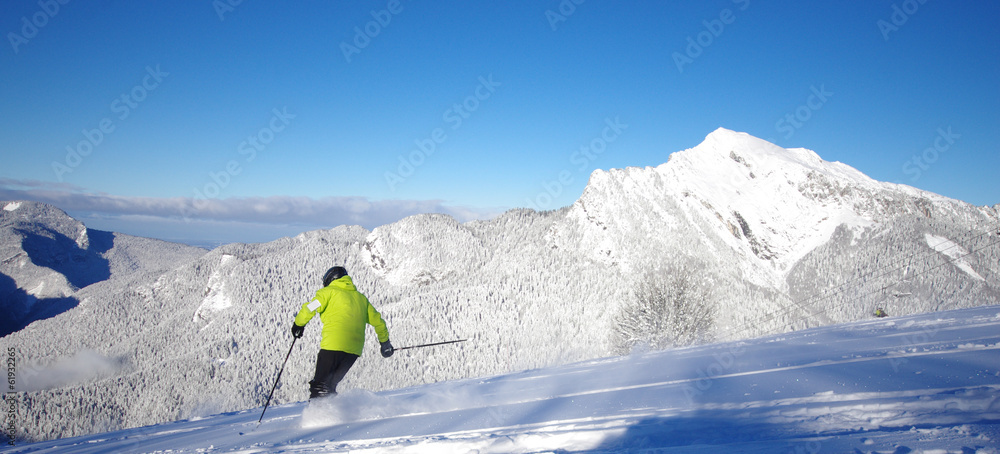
8 305 999 453
4 202 21 212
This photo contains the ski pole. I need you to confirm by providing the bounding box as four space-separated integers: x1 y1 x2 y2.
258 336 297 424
393 338 467 351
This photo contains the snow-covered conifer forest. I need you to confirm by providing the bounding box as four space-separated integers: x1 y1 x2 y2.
2 128 998 443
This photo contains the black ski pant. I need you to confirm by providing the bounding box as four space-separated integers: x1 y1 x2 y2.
309 349 359 399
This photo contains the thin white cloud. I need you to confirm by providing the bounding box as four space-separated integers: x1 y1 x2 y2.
17 349 124 392
0 179 505 245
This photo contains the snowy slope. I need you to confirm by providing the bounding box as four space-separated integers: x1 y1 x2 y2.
3 129 998 444
6 305 999 453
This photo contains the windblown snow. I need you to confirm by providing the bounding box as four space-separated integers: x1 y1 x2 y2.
7 305 1000 453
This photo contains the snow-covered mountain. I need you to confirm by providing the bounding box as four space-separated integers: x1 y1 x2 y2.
2 128 998 443
555 129 999 333
0 201 206 337
8 304 1000 453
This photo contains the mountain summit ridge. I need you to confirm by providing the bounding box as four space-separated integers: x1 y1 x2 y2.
564 128 996 286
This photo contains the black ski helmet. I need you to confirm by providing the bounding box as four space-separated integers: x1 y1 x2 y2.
322 266 348 287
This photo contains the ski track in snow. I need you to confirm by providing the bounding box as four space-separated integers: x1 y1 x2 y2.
7 305 1000 453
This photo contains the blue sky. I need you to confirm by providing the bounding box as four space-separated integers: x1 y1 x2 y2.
2 1 998 246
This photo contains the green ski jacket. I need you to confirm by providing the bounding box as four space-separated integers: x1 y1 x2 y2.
294 276 389 355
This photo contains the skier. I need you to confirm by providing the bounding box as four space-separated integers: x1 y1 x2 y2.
874 308 888 318
291 266 394 399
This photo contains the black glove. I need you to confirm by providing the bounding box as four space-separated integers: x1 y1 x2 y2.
380 340 394 358
291 323 304 339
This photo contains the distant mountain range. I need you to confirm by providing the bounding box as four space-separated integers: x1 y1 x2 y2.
1 201 205 337
3 128 998 442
